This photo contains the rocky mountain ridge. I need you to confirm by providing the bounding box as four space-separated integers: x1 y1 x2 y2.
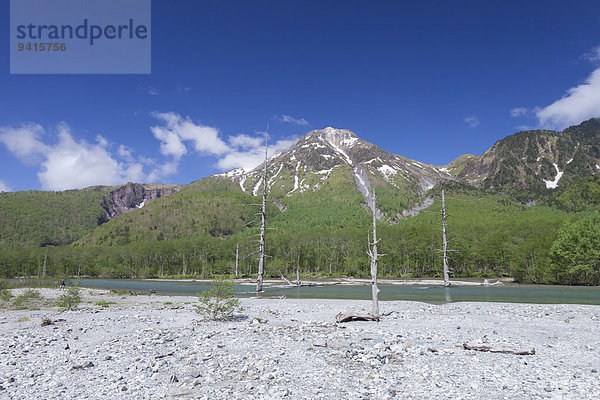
446 118 600 191
219 127 454 220
220 119 600 208
101 183 181 221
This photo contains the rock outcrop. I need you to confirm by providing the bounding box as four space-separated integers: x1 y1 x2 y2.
101 183 179 221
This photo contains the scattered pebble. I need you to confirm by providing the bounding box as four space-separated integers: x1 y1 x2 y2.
0 288 598 399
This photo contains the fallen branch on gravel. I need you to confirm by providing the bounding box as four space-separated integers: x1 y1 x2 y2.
335 312 380 323
462 342 535 355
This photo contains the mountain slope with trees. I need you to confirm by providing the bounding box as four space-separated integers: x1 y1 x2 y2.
1 119 599 284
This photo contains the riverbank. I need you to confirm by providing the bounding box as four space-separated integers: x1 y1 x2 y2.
1 289 599 399
144 277 511 287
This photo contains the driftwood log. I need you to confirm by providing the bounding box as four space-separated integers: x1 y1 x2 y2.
335 312 380 323
279 271 294 286
463 342 535 355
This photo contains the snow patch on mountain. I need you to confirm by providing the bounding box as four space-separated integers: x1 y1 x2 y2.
378 165 397 177
322 137 353 166
286 161 302 196
268 164 283 189
252 177 263 196
543 163 563 189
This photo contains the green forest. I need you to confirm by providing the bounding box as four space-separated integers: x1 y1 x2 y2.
1 173 598 285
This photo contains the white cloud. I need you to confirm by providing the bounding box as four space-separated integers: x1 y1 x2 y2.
217 137 297 171
0 180 11 192
0 123 145 190
149 112 298 173
1 114 301 190
0 123 49 165
144 86 159 95
581 46 600 63
279 114 309 126
536 68 600 130
510 107 530 118
228 134 263 149
464 116 480 128
150 112 229 159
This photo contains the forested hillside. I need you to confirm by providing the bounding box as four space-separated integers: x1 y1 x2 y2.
1 120 599 285
0 187 111 248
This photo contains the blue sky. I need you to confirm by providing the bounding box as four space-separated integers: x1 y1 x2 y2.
1 1 600 191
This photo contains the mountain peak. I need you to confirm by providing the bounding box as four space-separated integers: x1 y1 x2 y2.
215 126 446 220
306 127 360 150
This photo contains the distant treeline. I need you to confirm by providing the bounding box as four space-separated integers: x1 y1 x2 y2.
1 204 597 286
1 177 599 285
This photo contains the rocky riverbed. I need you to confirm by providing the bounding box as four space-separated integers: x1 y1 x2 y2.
1 288 599 399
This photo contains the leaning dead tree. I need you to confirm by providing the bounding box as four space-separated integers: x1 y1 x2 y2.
336 188 383 323
256 126 269 292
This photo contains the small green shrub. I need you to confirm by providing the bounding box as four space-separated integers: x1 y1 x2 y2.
54 286 81 310
41 317 54 326
94 300 115 308
13 289 44 308
194 277 241 321
0 289 12 303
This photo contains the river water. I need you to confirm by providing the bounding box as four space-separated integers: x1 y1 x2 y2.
74 278 600 305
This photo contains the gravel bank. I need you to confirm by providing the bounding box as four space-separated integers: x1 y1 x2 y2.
1 289 599 399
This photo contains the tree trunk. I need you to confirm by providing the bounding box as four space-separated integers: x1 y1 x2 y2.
42 251 47 278
296 255 301 286
235 243 239 279
336 312 380 323
442 189 450 287
368 189 380 318
257 127 269 292
463 342 535 355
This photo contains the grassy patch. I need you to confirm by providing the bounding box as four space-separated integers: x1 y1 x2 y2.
95 300 116 308
12 289 46 309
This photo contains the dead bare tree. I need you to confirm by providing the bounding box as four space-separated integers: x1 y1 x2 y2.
336 189 383 323
336 188 384 323
423 189 458 286
441 189 450 287
256 125 269 292
366 188 382 317
42 250 47 278
235 243 239 279
296 255 301 286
